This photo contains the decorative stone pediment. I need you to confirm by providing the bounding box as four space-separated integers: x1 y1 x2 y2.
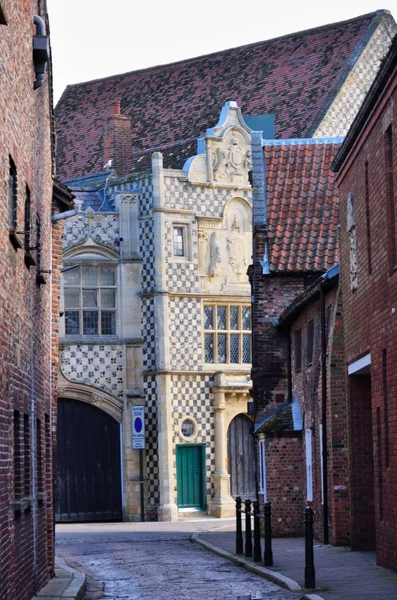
197 197 252 293
183 101 253 186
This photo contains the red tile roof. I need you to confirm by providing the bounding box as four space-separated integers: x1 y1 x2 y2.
265 139 341 272
55 12 384 180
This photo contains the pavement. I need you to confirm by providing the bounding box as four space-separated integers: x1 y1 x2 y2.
33 556 86 600
37 517 397 600
194 528 397 600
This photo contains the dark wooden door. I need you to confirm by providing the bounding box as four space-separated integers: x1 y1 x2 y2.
56 399 122 522
176 444 205 510
228 414 256 499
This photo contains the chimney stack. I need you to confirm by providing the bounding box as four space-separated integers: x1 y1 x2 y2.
102 100 132 176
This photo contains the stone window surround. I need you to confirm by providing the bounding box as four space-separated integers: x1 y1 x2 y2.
169 215 193 263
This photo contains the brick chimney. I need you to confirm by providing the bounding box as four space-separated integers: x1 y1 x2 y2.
102 100 132 176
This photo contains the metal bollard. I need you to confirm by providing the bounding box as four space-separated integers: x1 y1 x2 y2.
264 501 273 566
304 507 316 589
236 496 243 554
245 499 253 558
253 501 262 562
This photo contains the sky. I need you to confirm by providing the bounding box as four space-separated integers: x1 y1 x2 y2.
47 0 397 104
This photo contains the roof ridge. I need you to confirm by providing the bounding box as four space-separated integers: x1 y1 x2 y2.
58 11 383 98
264 137 344 146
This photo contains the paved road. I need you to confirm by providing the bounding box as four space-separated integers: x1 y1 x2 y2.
56 522 300 600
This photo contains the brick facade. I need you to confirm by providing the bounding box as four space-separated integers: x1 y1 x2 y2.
333 36 397 571
0 2 67 598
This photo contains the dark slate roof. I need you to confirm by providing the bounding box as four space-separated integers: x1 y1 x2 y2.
333 32 397 172
55 11 386 180
265 138 341 272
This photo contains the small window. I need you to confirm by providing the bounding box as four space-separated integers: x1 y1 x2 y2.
295 329 302 371
307 320 314 366
24 187 31 252
9 156 17 230
180 417 197 440
173 226 185 257
24 414 31 498
13 411 22 501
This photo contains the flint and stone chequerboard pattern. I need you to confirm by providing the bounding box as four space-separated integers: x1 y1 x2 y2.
60 344 124 397
169 297 203 370
141 298 156 371
144 376 159 509
163 176 252 216
315 19 394 137
139 218 155 293
138 177 153 218
171 374 215 495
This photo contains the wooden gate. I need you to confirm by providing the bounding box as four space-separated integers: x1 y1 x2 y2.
227 414 256 499
56 399 122 522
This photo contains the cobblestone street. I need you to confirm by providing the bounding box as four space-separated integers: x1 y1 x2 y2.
56 523 300 600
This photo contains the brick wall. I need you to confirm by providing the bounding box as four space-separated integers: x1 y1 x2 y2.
287 286 350 545
260 433 304 537
0 1 56 598
336 63 397 570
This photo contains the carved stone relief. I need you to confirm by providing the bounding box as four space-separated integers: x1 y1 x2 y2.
347 192 358 291
197 198 252 293
183 101 253 186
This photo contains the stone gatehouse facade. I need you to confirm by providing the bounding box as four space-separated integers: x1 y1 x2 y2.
58 103 254 521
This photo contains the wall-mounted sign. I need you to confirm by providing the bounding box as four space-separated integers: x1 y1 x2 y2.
132 406 145 449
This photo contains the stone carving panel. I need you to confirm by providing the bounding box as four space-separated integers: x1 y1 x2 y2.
184 101 252 185
197 198 252 293
63 209 120 252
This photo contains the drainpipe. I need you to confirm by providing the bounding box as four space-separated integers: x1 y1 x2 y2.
320 284 329 544
33 16 49 90
287 334 292 403
30 277 37 572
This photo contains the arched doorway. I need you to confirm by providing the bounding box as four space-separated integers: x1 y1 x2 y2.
56 399 122 522
227 414 256 499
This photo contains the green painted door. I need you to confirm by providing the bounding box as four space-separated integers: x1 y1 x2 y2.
176 444 205 510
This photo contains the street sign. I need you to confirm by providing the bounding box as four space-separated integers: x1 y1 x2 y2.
132 406 145 449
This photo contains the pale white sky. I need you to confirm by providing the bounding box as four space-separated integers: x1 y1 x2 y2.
47 0 397 104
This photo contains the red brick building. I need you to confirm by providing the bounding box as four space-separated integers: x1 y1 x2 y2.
271 267 350 544
0 2 72 599
332 34 397 572
250 138 342 537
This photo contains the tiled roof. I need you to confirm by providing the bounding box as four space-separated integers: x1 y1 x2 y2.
265 138 341 272
55 12 383 180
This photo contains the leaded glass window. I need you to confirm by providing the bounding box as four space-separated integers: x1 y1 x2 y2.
203 304 251 364
64 265 117 336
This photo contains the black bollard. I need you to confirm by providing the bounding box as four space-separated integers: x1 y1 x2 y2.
236 497 243 554
253 501 262 562
304 507 316 589
264 501 273 566
245 499 253 558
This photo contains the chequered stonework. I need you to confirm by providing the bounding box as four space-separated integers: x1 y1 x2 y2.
138 177 153 218
315 17 397 137
140 218 155 293
144 376 159 510
141 298 156 371
63 211 120 252
171 374 215 498
164 176 251 216
169 297 202 370
60 344 123 397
